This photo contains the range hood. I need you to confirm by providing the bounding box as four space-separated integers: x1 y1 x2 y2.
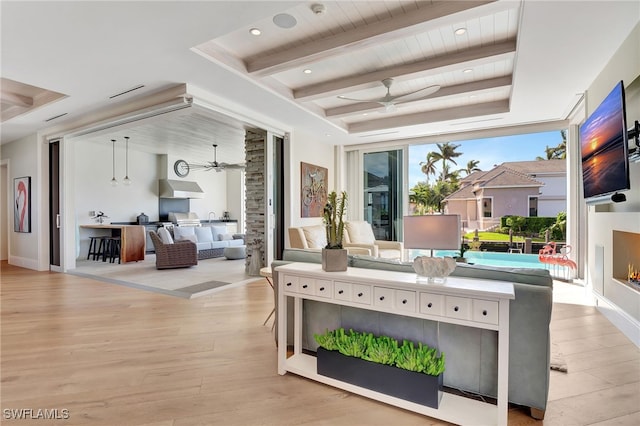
159 179 204 199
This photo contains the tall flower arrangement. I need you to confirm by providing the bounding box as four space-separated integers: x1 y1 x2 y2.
323 191 347 249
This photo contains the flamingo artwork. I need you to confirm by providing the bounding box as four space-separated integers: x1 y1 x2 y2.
14 177 30 232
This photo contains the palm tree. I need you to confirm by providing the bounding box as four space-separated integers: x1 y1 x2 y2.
536 131 567 160
430 143 462 177
462 159 481 176
419 152 438 184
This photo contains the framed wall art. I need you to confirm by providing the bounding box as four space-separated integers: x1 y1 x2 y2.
14 176 31 233
301 162 328 217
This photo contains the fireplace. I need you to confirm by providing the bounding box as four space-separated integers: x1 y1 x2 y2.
612 230 640 290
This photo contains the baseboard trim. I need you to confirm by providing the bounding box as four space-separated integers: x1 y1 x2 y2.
593 292 640 347
9 255 42 271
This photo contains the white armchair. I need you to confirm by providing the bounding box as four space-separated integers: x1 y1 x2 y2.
344 221 404 260
288 225 371 255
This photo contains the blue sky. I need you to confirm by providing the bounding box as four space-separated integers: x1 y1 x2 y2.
408 130 565 188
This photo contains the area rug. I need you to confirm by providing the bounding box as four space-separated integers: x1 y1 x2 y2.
69 257 260 299
550 342 568 372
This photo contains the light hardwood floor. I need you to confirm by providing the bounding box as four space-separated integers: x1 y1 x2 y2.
1 262 638 425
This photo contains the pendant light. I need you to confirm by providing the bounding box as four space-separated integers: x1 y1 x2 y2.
123 136 131 185
110 139 118 186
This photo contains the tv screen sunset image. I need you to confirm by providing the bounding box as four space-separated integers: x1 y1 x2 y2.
580 83 629 199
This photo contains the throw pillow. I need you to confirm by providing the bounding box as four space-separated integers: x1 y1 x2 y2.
303 225 327 248
173 226 195 241
195 227 214 243
211 226 227 241
157 227 174 244
345 221 375 245
219 233 234 241
177 234 197 243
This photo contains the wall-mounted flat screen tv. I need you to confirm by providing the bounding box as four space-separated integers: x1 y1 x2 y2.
580 81 630 201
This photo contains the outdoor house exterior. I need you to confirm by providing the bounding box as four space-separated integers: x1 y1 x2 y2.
443 160 566 230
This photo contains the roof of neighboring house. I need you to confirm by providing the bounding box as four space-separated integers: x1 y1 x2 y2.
502 159 566 174
444 164 544 202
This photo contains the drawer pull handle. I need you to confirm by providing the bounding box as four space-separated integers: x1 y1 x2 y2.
379 296 385 301
427 302 433 308
482 310 488 316
286 282 292 287
338 290 344 294
319 287 325 291
358 292 363 297
402 299 407 304
302 284 308 289
454 306 459 312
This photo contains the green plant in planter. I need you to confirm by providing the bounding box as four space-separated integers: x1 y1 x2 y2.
314 328 445 376
334 328 369 358
323 191 347 249
363 335 398 365
395 340 446 375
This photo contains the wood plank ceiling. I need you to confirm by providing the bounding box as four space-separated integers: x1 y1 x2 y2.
194 0 520 137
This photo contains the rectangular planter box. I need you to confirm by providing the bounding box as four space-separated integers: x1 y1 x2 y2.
316 347 443 408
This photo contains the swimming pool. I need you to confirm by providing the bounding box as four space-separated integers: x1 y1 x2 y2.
409 250 544 269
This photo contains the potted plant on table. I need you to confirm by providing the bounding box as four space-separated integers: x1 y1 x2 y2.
322 191 348 271
314 328 445 408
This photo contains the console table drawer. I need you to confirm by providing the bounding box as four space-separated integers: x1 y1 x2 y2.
315 280 333 298
352 284 372 305
298 277 315 295
374 287 394 308
334 281 352 301
396 289 416 312
445 296 472 320
473 299 499 324
420 293 445 316
282 275 299 293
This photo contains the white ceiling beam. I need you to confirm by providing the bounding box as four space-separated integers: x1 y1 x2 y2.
325 75 513 117
246 0 500 77
348 100 510 134
294 40 516 101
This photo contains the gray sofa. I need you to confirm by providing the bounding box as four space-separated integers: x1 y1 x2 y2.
272 248 553 419
170 226 245 259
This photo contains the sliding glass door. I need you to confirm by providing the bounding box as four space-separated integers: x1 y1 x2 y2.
362 149 403 241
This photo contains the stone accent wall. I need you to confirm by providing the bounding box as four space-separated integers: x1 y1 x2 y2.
244 129 266 274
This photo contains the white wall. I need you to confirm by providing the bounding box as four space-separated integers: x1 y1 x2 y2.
0 134 42 269
0 161 8 260
286 128 335 242
583 22 640 345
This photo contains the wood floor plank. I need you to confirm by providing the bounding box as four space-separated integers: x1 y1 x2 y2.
1 262 638 425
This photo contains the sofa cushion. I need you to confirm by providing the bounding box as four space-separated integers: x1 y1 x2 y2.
211 226 227 241
195 227 214 243
157 227 174 244
173 227 195 242
345 221 375 244
302 225 326 249
196 241 213 251
211 241 230 249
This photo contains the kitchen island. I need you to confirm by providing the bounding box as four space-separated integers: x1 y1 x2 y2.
80 224 146 263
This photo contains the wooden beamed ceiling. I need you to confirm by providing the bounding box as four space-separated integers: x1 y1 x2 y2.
197 0 519 135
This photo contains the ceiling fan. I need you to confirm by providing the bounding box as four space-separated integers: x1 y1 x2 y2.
187 144 245 173
337 78 440 112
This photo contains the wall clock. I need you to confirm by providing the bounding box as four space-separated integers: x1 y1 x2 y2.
174 159 190 177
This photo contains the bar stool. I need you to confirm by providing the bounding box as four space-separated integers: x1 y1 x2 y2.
103 236 121 264
87 236 108 260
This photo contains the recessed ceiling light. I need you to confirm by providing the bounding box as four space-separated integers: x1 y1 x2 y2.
303 69 312 74
273 13 297 29
463 68 473 73
454 27 467 35
249 28 261 36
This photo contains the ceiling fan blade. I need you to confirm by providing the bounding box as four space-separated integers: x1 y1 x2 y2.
389 84 440 102
337 95 384 103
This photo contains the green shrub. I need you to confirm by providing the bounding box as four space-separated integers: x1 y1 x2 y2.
314 328 445 376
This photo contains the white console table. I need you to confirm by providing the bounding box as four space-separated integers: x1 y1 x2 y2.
276 262 515 426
